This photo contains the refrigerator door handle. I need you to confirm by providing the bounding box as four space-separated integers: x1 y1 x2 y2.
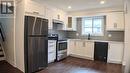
32 17 37 35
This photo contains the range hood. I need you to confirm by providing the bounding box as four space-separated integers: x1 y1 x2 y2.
53 19 64 24
53 19 64 30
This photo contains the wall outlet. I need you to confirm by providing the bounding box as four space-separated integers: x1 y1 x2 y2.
76 33 79 36
108 34 112 37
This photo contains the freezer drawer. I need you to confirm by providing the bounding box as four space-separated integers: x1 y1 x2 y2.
27 37 48 73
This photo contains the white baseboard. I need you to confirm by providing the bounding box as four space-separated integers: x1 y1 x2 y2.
107 60 122 64
108 61 122 64
6 59 16 67
122 61 126 66
69 54 123 65
69 54 94 60
0 57 5 61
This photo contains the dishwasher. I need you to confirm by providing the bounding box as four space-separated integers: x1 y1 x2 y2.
94 42 108 62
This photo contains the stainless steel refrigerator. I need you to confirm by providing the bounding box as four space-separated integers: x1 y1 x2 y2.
24 16 48 73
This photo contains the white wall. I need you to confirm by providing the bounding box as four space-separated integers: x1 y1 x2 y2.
124 0 130 73
0 0 15 67
0 18 15 66
0 0 25 72
15 0 25 72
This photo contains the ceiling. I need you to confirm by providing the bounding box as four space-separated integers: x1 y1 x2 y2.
35 0 124 12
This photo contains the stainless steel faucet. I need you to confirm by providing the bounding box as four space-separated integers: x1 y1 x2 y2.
88 33 91 40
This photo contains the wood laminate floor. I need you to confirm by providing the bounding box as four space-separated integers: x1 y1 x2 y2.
0 56 124 73
38 56 124 73
0 60 23 73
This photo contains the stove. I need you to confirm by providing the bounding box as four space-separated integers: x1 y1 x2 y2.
57 40 67 61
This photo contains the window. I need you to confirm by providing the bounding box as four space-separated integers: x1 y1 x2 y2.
82 16 105 36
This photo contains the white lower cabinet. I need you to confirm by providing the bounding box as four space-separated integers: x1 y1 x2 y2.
67 40 77 55
107 42 124 64
68 39 124 64
48 52 56 63
48 40 56 63
68 40 94 60
85 41 94 59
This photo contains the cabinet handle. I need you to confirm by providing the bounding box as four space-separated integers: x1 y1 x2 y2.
33 11 39 15
83 42 86 47
57 14 60 19
49 45 55 47
74 41 76 46
104 57 107 59
49 42 55 44
49 51 54 54
114 23 117 28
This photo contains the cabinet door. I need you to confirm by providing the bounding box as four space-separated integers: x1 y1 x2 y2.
66 17 77 31
45 7 53 29
52 9 58 20
48 53 56 63
68 40 82 56
68 40 94 60
75 41 83 56
48 40 56 53
68 17 73 28
25 0 45 16
108 42 124 64
106 12 124 31
71 41 81 55
72 41 94 60
52 8 61 20
86 42 94 59
67 40 76 55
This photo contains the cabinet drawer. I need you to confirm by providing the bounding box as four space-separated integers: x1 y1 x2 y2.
48 44 56 48
48 40 56 45
48 45 56 52
48 53 56 63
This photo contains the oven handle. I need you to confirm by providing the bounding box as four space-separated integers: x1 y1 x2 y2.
58 41 67 43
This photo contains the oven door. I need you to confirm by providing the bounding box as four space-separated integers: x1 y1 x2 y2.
57 41 67 51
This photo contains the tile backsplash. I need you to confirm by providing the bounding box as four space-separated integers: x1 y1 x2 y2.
49 29 67 40
66 31 124 42
66 18 124 42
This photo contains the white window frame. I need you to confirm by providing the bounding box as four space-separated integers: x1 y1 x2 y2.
82 16 105 36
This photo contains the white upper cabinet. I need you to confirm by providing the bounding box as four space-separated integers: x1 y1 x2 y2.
45 6 54 29
107 42 124 64
25 0 46 17
51 8 67 21
45 7 67 29
24 0 68 30
106 12 125 31
66 16 77 31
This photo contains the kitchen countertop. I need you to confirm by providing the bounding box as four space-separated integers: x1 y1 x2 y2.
67 39 124 43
